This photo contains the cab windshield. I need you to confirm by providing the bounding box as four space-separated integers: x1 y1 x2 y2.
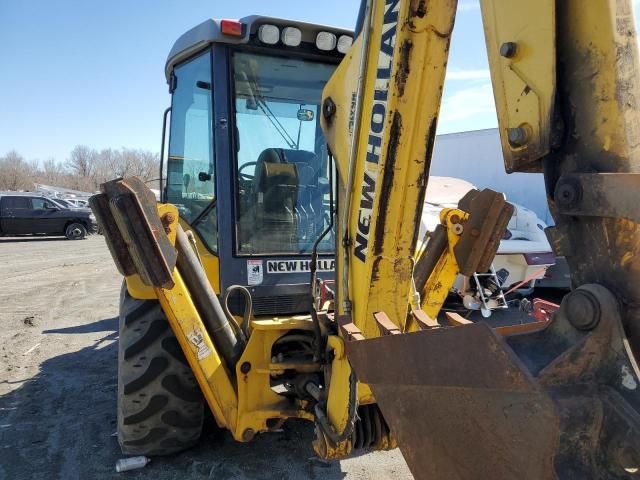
233 51 336 255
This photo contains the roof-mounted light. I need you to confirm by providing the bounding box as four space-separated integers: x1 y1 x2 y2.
337 35 353 54
316 31 337 51
258 24 280 45
281 27 302 47
220 19 243 37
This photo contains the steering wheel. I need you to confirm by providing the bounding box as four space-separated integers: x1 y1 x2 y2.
239 162 257 182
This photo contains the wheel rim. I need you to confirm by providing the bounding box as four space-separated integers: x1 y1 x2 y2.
69 226 83 239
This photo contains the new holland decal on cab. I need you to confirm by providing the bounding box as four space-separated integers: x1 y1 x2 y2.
266 259 335 274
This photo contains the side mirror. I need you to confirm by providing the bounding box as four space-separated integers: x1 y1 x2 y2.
45 204 59 211
297 109 315 121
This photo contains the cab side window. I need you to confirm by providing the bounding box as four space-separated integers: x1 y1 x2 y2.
32 198 54 210
2 197 31 210
167 49 217 252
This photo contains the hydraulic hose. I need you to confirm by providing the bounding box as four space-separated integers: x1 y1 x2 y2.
340 0 373 314
222 285 253 340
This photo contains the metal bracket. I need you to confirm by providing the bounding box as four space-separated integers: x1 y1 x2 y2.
89 177 177 288
455 189 515 276
555 173 640 222
373 312 401 335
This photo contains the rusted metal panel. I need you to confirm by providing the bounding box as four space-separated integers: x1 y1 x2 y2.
494 320 550 337
89 192 136 277
555 173 640 223
413 223 448 291
345 323 560 480
455 189 514 276
530 298 559 323
91 177 176 288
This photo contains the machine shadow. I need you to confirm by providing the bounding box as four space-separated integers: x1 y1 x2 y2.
0 317 347 480
0 236 68 243
42 316 118 335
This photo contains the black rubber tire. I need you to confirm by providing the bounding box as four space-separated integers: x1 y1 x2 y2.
117 285 204 456
65 222 87 240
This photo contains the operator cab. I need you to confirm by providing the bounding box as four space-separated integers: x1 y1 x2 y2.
164 16 352 315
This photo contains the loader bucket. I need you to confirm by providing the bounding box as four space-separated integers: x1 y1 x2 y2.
344 283 640 479
345 323 559 480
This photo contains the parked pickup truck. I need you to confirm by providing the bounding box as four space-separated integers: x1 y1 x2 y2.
0 193 97 240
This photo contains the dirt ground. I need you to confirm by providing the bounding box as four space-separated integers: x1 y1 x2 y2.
0 235 412 479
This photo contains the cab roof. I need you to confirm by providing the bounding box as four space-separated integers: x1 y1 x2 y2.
165 15 353 81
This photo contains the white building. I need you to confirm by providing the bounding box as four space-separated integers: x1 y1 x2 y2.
431 128 552 224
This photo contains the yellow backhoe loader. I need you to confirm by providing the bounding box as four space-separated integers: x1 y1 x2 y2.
91 1 640 478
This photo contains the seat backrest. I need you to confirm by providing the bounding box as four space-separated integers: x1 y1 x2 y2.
253 148 299 214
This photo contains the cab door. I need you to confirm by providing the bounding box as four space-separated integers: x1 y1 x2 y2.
30 197 63 234
0 196 31 234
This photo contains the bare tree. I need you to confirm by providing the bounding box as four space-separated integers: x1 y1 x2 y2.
42 157 64 183
66 145 97 179
0 150 37 191
93 147 159 184
0 146 159 193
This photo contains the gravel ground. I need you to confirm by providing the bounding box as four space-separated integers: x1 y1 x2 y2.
0 235 412 479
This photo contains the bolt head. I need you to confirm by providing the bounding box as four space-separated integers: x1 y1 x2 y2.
323 97 336 120
555 180 582 209
240 361 251 374
161 212 176 224
500 42 518 58
508 127 528 147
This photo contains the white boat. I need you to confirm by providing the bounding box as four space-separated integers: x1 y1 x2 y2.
419 176 556 315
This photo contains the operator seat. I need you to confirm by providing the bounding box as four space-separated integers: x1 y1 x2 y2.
249 148 298 252
276 149 324 246
248 148 323 253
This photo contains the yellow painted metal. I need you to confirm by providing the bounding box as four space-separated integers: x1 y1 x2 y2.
110 0 640 470
126 207 221 300
160 273 324 441
121 202 330 444
553 0 640 169
233 317 316 441
125 203 178 300
480 0 556 173
180 220 222 295
125 273 156 300
323 335 353 450
322 0 458 340
125 211 221 304
155 269 238 431
414 209 466 327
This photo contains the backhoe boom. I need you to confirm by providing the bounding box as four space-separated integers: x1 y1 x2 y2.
322 0 640 478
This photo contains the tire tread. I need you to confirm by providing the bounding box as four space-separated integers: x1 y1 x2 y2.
117 286 204 456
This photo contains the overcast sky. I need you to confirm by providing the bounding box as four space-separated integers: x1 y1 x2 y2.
0 0 638 162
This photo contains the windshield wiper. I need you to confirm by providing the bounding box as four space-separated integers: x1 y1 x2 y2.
240 70 298 149
255 99 297 149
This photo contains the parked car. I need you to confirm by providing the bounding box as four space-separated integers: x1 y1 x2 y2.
0 193 97 239
48 197 91 210
64 198 89 208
